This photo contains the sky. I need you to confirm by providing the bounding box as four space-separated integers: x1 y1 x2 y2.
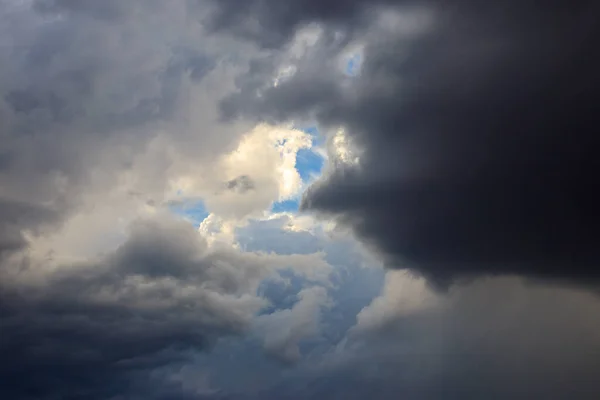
1 1 600 399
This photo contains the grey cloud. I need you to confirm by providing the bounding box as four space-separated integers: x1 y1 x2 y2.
0 0 250 264
205 0 401 48
0 198 62 256
33 0 137 20
219 0 600 287
241 277 600 400
219 32 350 123
257 286 330 364
226 175 256 193
0 215 267 400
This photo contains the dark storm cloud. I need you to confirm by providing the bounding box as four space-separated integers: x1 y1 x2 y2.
205 0 385 48
220 0 600 286
0 216 264 400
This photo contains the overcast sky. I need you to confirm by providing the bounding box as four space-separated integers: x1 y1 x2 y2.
1 1 600 399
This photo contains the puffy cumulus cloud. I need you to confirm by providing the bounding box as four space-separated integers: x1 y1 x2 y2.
197 124 314 219
219 0 600 287
161 123 317 239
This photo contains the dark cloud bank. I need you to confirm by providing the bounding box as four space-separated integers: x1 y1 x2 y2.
2 0 600 399
0 217 263 399
222 0 600 287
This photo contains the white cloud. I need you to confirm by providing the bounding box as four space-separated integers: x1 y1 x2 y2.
167 124 313 221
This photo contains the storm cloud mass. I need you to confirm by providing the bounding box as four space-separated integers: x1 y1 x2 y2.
221 0 600 285
1 0 600 399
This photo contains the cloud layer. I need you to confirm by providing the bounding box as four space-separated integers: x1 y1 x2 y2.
2 1 600 399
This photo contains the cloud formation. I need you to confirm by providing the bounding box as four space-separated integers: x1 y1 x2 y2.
242 275 600 400
221 0 600 286
2 0 600 399
0 216 254 398
0 213 334 399
0 0 252 256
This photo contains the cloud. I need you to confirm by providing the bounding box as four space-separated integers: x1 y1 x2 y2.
256 286 330 364
0 215 259 399
205 0 357 48
0 198 61 257
244 274 600 400
0 0 254 258
0 6 329 390
226 175 256 193
353 270 438 331
3 0 600 398
219 0 600 287
0 212 338 399
186 124 314 219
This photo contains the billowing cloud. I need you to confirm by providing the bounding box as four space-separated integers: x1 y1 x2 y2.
3 0 600 399
243 275 600 400
0 215 259 398
197 124 314 219
0 212 336 399
220 0 600 286
0 0 254 257
257 286 330 364
0 1 329 397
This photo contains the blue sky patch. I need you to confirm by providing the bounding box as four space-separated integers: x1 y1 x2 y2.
168 199 209 227
296 147 324 182
271 199 300 213
345 53 362 76
302 125 319 137
293 125 325 184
